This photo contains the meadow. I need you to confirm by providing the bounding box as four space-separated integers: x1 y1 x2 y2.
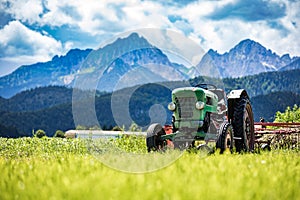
0 137 299 200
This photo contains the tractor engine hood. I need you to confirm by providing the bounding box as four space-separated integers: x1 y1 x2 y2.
171 87 218 115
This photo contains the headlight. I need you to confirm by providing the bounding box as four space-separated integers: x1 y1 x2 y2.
168 102 176 111
195 101 205 110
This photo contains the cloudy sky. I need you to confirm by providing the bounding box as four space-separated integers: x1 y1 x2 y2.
0 0 299 76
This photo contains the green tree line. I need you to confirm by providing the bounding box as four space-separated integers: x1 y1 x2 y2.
275 105 300 122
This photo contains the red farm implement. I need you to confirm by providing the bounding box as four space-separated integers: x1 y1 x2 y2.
254 122 300 150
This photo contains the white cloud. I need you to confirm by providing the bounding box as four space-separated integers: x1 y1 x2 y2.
0 20 64 62
72 0 171 35
170 0 300 57
41 0 77 27
0 0 299 73
1 0 44 24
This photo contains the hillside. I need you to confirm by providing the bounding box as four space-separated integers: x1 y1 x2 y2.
252 91 300 121
0 103 75 137
0 69 299 137
0 86 100 112
0 86 73 112
1 88 298 137
223 69 300 97
189 69 300 97
0 123 20 138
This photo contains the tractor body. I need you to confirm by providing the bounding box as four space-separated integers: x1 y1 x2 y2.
146 84 255 153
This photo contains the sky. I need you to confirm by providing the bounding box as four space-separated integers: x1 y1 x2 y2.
0 0 299 76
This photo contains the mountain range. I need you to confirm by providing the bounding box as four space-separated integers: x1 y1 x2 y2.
0 33 299 98
195 39 299 78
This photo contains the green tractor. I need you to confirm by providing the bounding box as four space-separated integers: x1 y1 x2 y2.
146 84 255 153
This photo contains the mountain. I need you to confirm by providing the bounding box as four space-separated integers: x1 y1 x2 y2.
194 39 299 78
279 58 300 71
0 33 189 98
74 33 189 92
0 49 92 98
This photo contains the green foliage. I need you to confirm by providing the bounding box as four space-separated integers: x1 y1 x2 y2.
112 126 123 131
128 122 142 132
54 130 65 138
89 125 101 130
34 129 46 138
275 104 300 122
76 125 87 130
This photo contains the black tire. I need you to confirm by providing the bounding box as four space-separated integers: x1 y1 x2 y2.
232 97 255 152
216 122 234 154
146 123 165 152
261 143 271 151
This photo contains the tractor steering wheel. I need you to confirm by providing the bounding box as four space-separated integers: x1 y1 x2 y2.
195 83 217 90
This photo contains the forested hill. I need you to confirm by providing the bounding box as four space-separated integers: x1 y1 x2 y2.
0 86 107 112
0 69 299 137
189 69 300 97
223 69 300 97
0 86 73 112
252 91 300 121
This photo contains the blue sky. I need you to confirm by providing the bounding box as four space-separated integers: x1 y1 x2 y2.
0 0 299 76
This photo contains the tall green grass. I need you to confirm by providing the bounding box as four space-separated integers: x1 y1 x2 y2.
0 137 299 200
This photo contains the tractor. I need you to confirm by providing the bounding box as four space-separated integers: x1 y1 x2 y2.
146 84 255 153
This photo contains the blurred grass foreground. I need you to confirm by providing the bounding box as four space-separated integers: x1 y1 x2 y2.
0 137 299 200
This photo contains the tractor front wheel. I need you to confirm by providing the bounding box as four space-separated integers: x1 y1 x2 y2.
146 123 166 152
216 122 234 154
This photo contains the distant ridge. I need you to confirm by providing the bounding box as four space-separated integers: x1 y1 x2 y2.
0 48 92 98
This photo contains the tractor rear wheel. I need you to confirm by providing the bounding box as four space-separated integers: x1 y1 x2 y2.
232 97 255 152
146 123 165 152
216 122 234 154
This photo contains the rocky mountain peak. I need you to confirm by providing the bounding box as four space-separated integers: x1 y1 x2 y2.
102 32 153 53
207 49 218 56
195 38 297 78
230 39 268 56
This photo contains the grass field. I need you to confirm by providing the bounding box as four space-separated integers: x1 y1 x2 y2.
0 137 299 200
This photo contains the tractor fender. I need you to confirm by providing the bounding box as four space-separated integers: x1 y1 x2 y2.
227 89 250 122
227 89 249 100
